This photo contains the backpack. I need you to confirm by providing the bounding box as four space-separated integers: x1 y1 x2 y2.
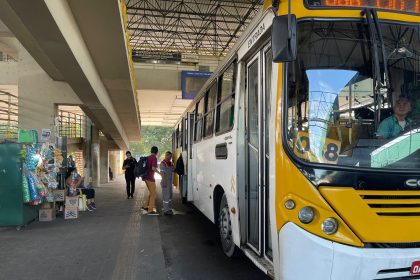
174 155 185 176
134 156 149 178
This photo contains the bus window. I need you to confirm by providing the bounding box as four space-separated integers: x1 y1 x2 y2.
216 62 236 133
194 99 204 142
172 131 176 153
178 123 183 149
286 20 420 170
183 117 188 150
175 125 180 148
181 117 185 150
204 82 217 138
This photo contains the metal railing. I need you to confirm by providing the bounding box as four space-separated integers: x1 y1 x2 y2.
58 110 86 138
0 90 18 141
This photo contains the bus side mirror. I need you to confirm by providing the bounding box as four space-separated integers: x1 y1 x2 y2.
272 15 297 62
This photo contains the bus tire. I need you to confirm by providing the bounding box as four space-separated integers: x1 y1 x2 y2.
219 193 238 257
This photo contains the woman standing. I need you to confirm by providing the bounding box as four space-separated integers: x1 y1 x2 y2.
160 151 174 215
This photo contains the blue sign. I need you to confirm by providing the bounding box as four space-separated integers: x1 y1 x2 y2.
181 71 212 100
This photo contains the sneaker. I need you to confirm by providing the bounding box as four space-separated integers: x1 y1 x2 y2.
164 210 174 216
86 204 93 212
90 203 96 210
141 206 148 211
147 210 158 215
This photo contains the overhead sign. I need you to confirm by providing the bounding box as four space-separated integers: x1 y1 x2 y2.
132 50 182 62
181 53 199 63
181 71 212 100
306 0 420 14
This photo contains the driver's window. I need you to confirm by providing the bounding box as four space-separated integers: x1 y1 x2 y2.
288 69 377 163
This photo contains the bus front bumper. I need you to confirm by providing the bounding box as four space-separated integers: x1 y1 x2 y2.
278 222 420 280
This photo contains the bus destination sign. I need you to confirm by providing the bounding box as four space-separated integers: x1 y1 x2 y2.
307 0 420 14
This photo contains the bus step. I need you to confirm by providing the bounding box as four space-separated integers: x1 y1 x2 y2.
242 247 274 279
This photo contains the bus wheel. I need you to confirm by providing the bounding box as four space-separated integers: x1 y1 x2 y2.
219 194 238 257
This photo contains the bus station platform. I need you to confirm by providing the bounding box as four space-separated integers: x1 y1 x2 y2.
0 176 269 280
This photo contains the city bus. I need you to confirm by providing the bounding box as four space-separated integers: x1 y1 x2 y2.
172 1 420 279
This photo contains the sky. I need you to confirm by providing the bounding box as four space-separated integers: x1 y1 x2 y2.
306 69 357 160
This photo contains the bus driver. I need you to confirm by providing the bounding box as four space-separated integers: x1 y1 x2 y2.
376 97 412 139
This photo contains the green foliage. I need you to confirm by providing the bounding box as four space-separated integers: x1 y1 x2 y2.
129 126 173 159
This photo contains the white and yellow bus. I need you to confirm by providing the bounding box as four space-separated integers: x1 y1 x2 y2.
173 1 420 279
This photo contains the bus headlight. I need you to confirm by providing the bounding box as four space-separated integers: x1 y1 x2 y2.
322 218 338 235
284 199 296 210
298 206 314 224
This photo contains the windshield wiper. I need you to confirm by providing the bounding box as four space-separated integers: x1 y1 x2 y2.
363 9 392 131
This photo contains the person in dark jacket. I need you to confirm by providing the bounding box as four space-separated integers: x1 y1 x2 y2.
122 151 137 199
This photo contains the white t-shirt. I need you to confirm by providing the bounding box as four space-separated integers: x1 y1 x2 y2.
398 120 406 129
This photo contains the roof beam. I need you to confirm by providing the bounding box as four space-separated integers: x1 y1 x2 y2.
127 12 253 25
127 0 258 10
129 27 239 39
219 0 261 56
126 0 263 58
126 6 247 20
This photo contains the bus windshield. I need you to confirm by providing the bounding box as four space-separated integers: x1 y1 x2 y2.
286 20 420 170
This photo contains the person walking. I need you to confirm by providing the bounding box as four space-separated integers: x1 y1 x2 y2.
160 151 174 215
142 146 161 214
122 151 137 199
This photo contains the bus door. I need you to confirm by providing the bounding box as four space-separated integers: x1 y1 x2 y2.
180 116 188 200
187 112 195 201
246 45 272 259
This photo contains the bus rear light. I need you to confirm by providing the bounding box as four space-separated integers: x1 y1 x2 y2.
322 218 338 235
284 199 296 210
298 206 315 224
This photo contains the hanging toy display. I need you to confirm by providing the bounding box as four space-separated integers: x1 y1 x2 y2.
19 130 63 207
27 172 40 201
26 146 40 171
36 182 46 198
67 170 78 196
19 147 27 161
54 149 63 171
45 190 54 203
22 174 30 203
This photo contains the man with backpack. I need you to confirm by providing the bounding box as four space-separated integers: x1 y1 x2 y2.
122 151 137 199
142 146 161 214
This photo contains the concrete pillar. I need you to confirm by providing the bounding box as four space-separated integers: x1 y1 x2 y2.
119 151 125 175
99 135 109 184
82 118 93 184
109 150 123 179
91 126 100 188
17 44 82 135
82 139 90 183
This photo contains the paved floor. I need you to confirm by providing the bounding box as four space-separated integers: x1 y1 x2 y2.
0 176 269 280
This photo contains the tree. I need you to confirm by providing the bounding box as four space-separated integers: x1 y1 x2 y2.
129 126 172 160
